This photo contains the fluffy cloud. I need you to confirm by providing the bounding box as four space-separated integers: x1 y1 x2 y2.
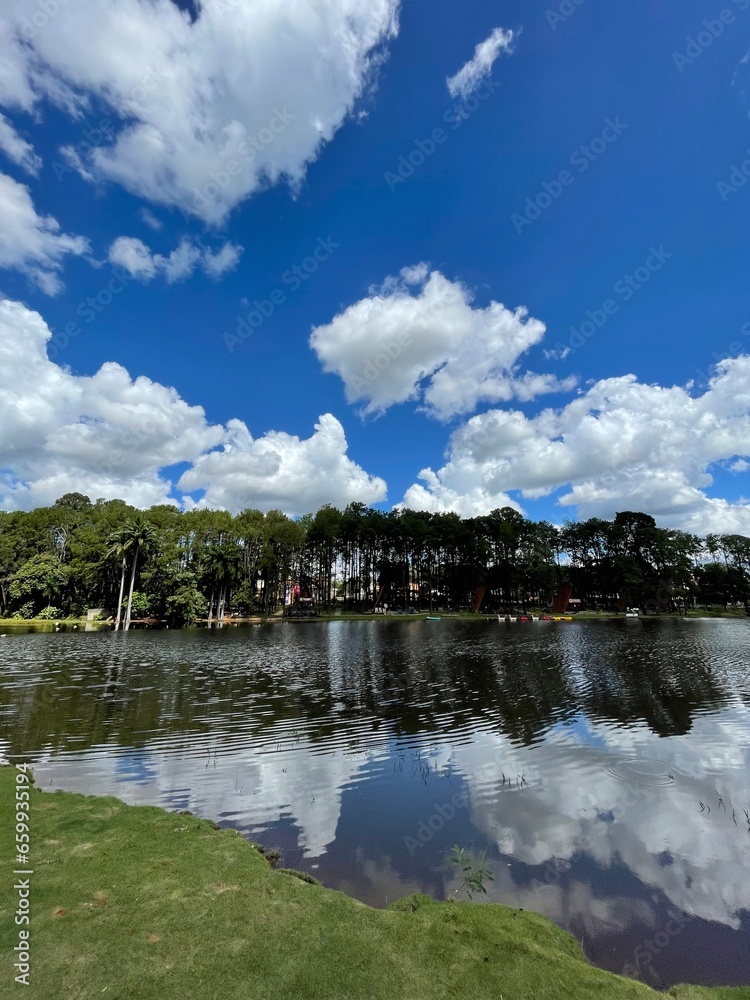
310 265 575 420
0 0 399 224
0 112 41 174
0 171 89 294
108 236 242 283
0 298 223 508
178 414 387 514
446 27 515 100
202 241 244 279
403 364 750 533
107 236 159 281
0 299 386 512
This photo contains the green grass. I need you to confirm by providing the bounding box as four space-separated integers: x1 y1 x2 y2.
3 610 745 632
0 617 96 628
1 617 87 623
682 608 748 618
2 766 748 1000
312 610 749 622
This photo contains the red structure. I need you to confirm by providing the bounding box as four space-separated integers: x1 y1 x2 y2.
552 584 573 613
472 584 487 612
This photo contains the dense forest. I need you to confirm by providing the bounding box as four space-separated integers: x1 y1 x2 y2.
0 493 748 626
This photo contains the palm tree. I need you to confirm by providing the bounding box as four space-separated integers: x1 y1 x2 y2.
120 516 157 631
203 541 243 627
106 528 129 631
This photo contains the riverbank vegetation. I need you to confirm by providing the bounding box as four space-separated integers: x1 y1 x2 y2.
1 493 749 625
1 766 748 1000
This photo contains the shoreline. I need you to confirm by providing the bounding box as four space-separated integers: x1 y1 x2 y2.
1 764 747 999
1 608 748 630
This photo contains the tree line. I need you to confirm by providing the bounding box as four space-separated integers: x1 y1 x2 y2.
1 493 748 626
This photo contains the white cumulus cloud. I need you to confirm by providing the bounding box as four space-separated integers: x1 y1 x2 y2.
0 113 41 174
310 264 575 420
202 241 244 279
446 27 515 100
0 171 89 294
178 414 387 514
0 0 399 224
0 299 386 513
402 365 750 533
108 236 242 283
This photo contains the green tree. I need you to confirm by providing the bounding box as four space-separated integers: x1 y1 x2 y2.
166 583 207 627
119 516 157 631
107 528 129 631
54 492 93 512
9 552 69 614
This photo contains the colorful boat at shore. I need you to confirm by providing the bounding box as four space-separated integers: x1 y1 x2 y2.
498 614 573 622
498 614 544 622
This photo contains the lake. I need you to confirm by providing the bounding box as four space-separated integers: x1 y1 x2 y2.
1 618 749 988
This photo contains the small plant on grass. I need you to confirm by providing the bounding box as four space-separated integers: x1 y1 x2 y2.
263 847 282 868
37 606 61 620
449 846 494 899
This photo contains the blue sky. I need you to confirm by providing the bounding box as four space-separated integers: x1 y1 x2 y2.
1 0 750 533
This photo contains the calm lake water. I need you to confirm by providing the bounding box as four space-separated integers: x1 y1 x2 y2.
1 619 749 988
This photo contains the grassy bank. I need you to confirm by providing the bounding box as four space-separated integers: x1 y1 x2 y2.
1 617 88 624
277 610 749 623
0 617 98 629
278 608 750 622
1 768 748 999
2 610 746 632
